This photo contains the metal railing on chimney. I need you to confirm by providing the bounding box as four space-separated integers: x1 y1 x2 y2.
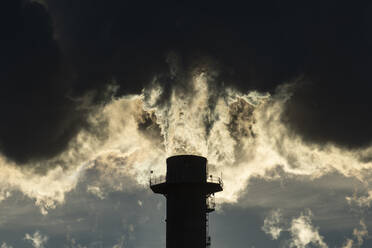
207 175 224 189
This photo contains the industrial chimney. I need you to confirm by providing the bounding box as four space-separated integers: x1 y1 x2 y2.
150 155 223 248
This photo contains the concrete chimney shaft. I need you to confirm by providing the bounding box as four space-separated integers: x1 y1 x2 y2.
150 155 223 248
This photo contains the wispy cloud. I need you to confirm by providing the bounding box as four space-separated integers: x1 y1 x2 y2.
342 220 368 248
288 211 328 248
262 209 328 248
24 231 48 248
262 209 283 239
0 243 13 248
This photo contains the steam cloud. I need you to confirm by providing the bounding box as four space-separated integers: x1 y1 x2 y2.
2 0 372 165
1 0 372 228
0 69 371 215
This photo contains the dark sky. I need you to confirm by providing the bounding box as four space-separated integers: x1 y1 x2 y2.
1 1 372 247
1 0 372 164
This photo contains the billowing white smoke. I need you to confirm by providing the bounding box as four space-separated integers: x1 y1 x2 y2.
0 67 372 213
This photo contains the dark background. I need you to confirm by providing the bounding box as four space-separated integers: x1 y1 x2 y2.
1 0 372 165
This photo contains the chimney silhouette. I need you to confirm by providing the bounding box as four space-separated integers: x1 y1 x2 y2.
150 155 223 248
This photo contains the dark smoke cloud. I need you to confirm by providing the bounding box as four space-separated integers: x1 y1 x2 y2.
281 2 372 149
41 0 372 150
1 0 372 164
0 0 86 164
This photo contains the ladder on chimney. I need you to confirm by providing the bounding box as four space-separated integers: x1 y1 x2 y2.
206 213 211 247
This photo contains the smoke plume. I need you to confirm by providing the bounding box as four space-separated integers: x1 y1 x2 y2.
1 1 372 219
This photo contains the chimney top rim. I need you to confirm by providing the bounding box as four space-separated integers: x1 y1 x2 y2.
166 154 207 162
